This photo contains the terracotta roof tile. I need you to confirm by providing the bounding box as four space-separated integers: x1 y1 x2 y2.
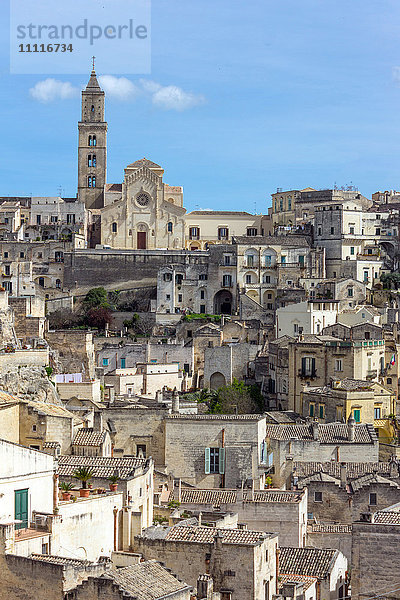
266 423 376 444
72 428 107 447
165 525 270 545
279 574 318 591
173 488 305 505
58 455 147 479
104 560 190 600
279 547 339 579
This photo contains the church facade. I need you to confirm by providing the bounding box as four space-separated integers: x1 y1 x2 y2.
77 69 270 249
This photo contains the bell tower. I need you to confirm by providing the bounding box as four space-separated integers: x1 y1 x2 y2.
78 60 107 209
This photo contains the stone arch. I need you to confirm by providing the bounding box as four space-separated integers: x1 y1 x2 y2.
210 371 226 390
214 289 233 315
244 271 257 284
246 289 259 302
263 290 275 306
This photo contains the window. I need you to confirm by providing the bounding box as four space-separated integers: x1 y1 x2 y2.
247 228 257 236
55 279 61 289
167 222 173 233
363 271 369 282
93 135 97 146
38 277 45 288
4 265 10 275
224 255 231 265
348 287 353 297
199 273 207 280
178 294 183 302
4 252 8 258
301 356 316 377
335 359 343 372
365 331 370 340
350 247 355 255
205 447 225 474
200 304 206 314
136 444 146 458
314 491 323 502
175 274 183 284
353 409 361 423
245 274 252 284
319 404 325 419
375 228 381 236
41 543 49 555
223 274 232 287
369 493 377 506
318 227 322 236
189 227 200 240
246 254 255 267
267 303 273 310
200 290 205 299
50 216 58 223
121 358 126 369
91 104 95 112
374 406 381 419
330 227 335 234
163 273 172 282
55 251 64 263
288 198 292 210
102 358 109 366
264 255 272 267
218 227 229 240
309 403 315 417
32 424 37 432
267 293 272 299
298 255 305 267
88 154 92 167
349 226 355 234
387 377 392 384
265 275 271 283
20 251 24 258
281 255 286 264
36 214 41 225
112 222 117 233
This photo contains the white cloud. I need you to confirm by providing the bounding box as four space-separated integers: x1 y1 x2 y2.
151 85 205 111
98 75 138 101
139 79 162 94
29 79 79 103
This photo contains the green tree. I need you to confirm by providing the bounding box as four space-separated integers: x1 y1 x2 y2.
83 287 110 310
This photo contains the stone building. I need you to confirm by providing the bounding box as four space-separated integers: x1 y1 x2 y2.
71 428 112 457
351 505 400 600
203 342 261 389
69 560 191 600
300 378 394 423
296 463 400 523
170 487 308 547
135 524 278 600
278 546 348 600
46 329 96 379
266 419 379 487
164 414 268 489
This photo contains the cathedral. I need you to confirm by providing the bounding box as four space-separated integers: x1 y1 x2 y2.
77 69 270 249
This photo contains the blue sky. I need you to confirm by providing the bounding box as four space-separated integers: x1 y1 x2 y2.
1 0 400 211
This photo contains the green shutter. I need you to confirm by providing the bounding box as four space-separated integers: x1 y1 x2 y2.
219 448 225 474
205 448 211 474
15 489 28 530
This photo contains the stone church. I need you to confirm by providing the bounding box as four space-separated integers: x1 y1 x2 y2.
78 68 270 249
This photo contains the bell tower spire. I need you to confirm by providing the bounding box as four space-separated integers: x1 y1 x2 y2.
77 62 107 210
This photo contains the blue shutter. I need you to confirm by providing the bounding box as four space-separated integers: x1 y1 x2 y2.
219 448 225 474
205 448 211 474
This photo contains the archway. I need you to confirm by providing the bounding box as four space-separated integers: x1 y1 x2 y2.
214 290 233 315
210 371 226 390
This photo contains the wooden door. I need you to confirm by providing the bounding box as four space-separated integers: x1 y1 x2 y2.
137 231 147 249
15 488 28 529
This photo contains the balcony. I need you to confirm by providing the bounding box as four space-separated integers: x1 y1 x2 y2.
366 369 377 379
298 369 317 379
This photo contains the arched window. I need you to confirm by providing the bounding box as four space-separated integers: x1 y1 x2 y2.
167 222 173 233
55 279 61 289
92 176 96 187
88 135 92 146
38 277 45 288
92 154 96 167
92 135 97 146
88 155 92 167
91 105 95 112
88 176 92 188
112 222 117 233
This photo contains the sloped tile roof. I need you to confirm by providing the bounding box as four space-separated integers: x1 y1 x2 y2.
72 428 107 447
373 511 400 524
58 455 147 479
105 183 122 192
294 461 393 479
279 573 318 591
165 525 269 546
279 547 338 579
174 488 304 505
266 423 376 444
104 560 190 600
0 390 23 406
31 553 92 567
127 158 161 169
43 441 61 449
350 473 399 492
27 400 79 421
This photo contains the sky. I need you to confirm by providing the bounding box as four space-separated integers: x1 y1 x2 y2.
1 0 400 212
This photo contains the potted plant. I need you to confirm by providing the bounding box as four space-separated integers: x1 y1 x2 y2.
265 476 273 489
108 473 119 492
73 467 94 498
59 481 74 501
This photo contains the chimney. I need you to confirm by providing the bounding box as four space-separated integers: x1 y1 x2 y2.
389 455 399 479
198 511 202 527
197 574 213 600
311 420 319 440
93 410 103 432
172 388 180 413
340 462 347 488
347 414 355 442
